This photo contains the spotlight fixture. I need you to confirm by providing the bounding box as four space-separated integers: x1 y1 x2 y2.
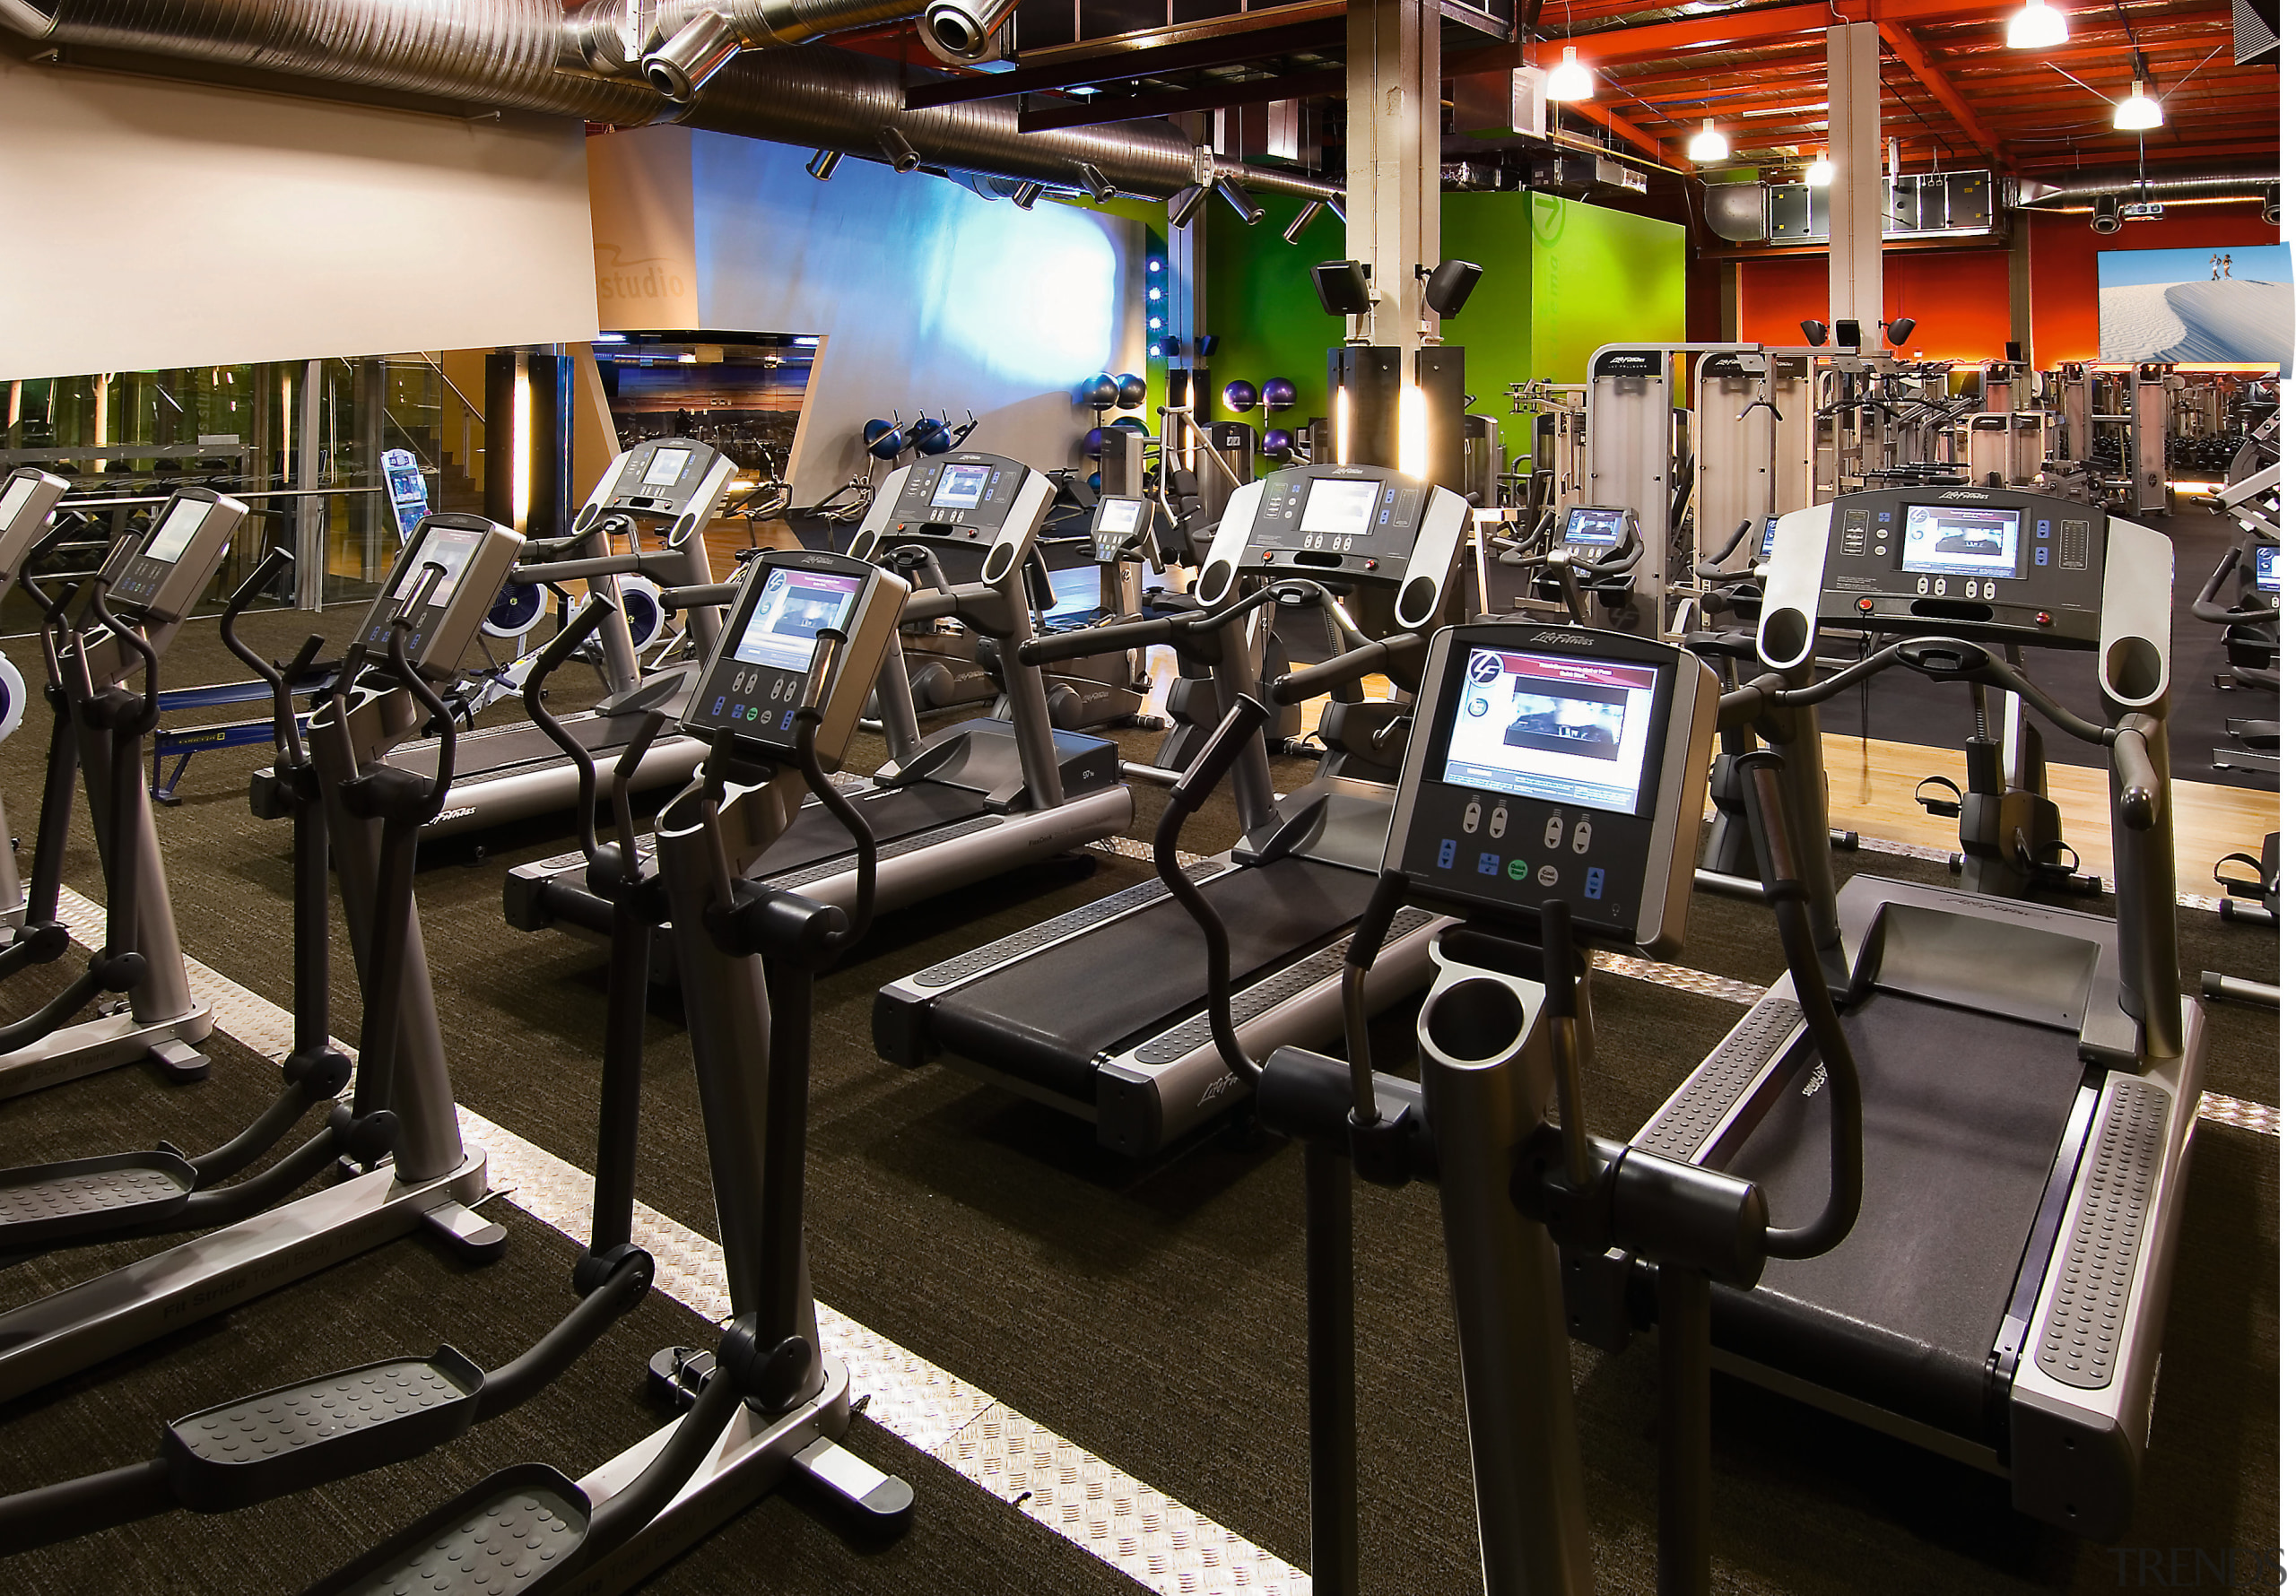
1215 175 1265 225
1688 118 1729 162
1886 317 1918 346
877 128 921 173
805 149 842 181
1074 161 1117 203
1283 199 1326 244
2005 0 2070 49
1419 259 1483 319
2112 78 2163 130
2092 195 2124 234
1171 183 1214 230
1799 319 1829 347
1546 45 1595 102
641 7 741 102
2266 182 2281 226
1012 180 1043 209
1806 148 1834 186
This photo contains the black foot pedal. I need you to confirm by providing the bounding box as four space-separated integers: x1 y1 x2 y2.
301 1463 592 1596
150 1038 209 1083
165 1349 485 1511
0 1150 196 1248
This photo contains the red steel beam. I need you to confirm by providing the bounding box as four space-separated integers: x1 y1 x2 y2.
1875 20 2006 163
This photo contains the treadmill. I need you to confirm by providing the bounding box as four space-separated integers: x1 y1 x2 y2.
506 451 1133 960
875 463 1470 1156
253 436 735 837
1629 486 2200 1539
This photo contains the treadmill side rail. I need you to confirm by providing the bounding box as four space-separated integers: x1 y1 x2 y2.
2007 999 2205 1541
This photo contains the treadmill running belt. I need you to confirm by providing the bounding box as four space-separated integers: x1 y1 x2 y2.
752 784 987 880
1714 992 2086 1438
384 707 660 784
928 856 1377 1100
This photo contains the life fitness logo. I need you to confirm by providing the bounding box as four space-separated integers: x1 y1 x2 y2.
1519 630 1596 648
1935 490 1996 500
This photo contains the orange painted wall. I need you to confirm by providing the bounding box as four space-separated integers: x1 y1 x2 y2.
1737 207 2283 366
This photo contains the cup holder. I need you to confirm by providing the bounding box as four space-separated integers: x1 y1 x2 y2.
1422 975 1529 1065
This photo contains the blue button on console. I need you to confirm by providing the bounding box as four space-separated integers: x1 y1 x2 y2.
1477 852 1501 877
1585 867 1606 900
1437 839 1457 869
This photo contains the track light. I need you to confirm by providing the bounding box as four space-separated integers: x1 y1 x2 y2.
1171 183 1214 230
2092 195 2124 234
1074 161 1117 203
878 128 921 173
805 149 842 181
1323 195 1346 226
1215 176 1265 225
2112 79 2163 130
2266 182 2281 226
1547 45 1595 102
1688 118 1729 162
1012 180 1043 209
641 6 741 102
1283 199 1326 244
2005 0 2069 49
1806 148 1834 186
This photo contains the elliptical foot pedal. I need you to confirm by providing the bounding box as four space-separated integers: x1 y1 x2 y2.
301 1463 591 1596
166 1349 486 1510
421 1198 509 1262
0 1149 196 1248
148 1038 209 1083
791 1435 915 1532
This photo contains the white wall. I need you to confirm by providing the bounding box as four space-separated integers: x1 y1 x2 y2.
590 127 1145 503
0 52 599 381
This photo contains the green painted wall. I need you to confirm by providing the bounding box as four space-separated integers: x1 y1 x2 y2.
1205 193 1686 467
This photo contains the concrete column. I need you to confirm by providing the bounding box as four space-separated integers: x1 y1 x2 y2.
1825 22 1883 351
2007 210 2033 361
1345 0 1440 348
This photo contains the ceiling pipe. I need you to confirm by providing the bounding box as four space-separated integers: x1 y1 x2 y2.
0 0 1339 204
2015 167 2280 208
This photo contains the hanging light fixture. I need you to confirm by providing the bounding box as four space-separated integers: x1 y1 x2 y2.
2113 78 2164 129
2005 0 2070 49
1807 147 1835 186
1547 46 1596 102
1688 118 1730 162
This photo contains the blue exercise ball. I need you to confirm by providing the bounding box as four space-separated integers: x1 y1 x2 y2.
1082 427 1106 458
1222 379 1260 412
1262 377 1298 412
1262 429 1294 457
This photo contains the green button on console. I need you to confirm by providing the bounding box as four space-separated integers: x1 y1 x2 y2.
1506 859 1528 881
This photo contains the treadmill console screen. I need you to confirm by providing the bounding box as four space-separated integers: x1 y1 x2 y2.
1091 496 1145 562
1440 647 1664 818
100 490 245 622
144 498 212 566
1900 503 2021 579
1809 487 2107 648
1562 507 1629 550
576 438 735 535
931 464 995 512
0 477 39 535
358 515 522 670
1299 477 1381 541
684 551 904 764
2256 546 2280 594
1759 516 1779 559
1386 623 1715 953
642 447 692 489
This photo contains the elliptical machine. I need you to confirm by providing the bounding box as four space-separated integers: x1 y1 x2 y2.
1150 621 1865 1594
309 546 917 1593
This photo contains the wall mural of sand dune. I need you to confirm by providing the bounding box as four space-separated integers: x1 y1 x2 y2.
2096 245 2294 372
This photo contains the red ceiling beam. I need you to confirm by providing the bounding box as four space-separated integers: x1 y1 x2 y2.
1566 100 1688 169
1533 0 2042 70
1875 20 2006 163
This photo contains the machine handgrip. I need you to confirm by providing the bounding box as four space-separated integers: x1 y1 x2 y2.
2110 725 2159 830
1272 633 1425 707
1694 520 1753 580
219 548 303 758
659 582 737 612
524 596 618 874
1016 613 1180 666
87 581 163 738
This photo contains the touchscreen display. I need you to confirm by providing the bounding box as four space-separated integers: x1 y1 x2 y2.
1441 647 1664 817
930 463 995 511
0 477 39 533
1300 478 1381 539
144 498 213 566
392 525 485 605
1759 516 1779 558
1900 504 2021 580
1563 507 1626 549
2257 546 2280 594
640 447 691 490
1098 499 1144 535
731 567 865 672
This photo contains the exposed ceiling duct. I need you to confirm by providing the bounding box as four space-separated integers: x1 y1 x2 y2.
0 0 1337 204
2014 167 2280 209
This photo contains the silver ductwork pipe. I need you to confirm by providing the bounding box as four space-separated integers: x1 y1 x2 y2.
0 0 1339 204
918 0 1022 65
638 0 941 97
2016 167 2280 208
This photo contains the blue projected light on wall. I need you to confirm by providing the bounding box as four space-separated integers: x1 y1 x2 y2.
918 202 1120 386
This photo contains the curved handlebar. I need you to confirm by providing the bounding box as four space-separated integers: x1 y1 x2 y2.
385 566 457 821
86 581 162 738
2111 723 2160 830
218 548 316 765
2190 543 2280 629
523 595 618 877
1272 632 1426 707
1695 519 1754 581
1015 587 1273 668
